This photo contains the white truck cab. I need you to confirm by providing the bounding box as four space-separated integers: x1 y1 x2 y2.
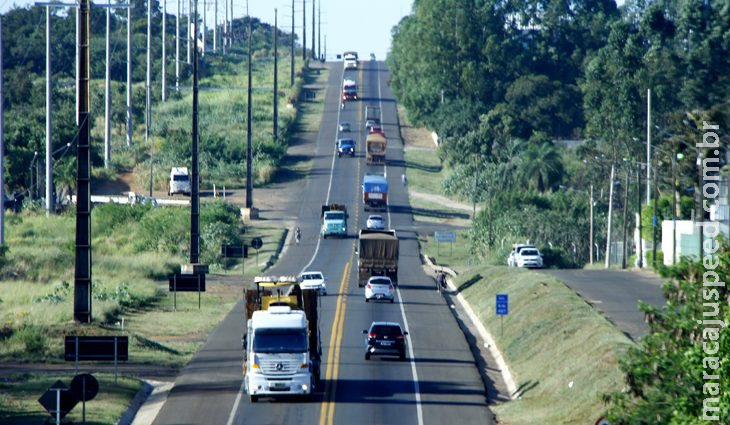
168 167 191 196
244 306 314 402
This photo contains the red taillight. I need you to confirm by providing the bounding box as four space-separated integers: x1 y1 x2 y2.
368 333 377 338
366 283 372 289
396 335 405 340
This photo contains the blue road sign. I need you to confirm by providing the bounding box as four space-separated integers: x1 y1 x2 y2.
496 294 509 315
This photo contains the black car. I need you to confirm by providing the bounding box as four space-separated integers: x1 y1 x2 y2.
363 321 408 361
337 138 355 157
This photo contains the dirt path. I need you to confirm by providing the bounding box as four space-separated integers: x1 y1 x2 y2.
409 190 483 213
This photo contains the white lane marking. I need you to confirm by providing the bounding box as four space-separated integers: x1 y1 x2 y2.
381 59 424 425
226 64 346 425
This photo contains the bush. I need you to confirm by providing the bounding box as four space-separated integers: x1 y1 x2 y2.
92 203 149 236
540 247 581 268
13 325 48 355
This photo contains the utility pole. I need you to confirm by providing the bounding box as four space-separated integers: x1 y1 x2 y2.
75 0 92 323
605 163 615 269
202 0 206 56
176 0 180 91
162 0 167 102
290 0 294 86
273 8 278 142
245 2 253 208
229 0 232 45
589 185 594 264
191 0 200 263
317 1 320 60
637 167 643 268
45 5 52 214
187 0 191 64
223 0 226 53
646 88 651 204
76 8 79 125
622 168 629 269
311 0 315 60
213 0 217 52
127 2 132 146
302 0 306 61
104 6 111 167
146 0 151 143
324 34 326 62
0 17 4 246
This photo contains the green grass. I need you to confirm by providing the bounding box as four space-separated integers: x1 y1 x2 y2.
217 223 288 276
403 147 448 195
0 373 142 425
454 266 633 424
417 230 483 272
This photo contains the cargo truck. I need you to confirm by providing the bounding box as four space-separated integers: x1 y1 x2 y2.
243 276 321 402
362 174 388 211
343 51 358 70
320 204 348 238
357 230 399 287
366 133 387 165
342 79 358 101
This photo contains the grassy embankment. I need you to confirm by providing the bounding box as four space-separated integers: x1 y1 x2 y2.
0 61 326 424
401 111 632 424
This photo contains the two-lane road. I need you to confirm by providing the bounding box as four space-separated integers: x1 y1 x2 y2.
151 60 494 425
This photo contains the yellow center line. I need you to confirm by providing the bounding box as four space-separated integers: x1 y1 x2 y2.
319 261 351 425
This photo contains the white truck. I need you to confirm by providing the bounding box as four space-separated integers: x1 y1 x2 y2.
168 167 191 196
343 51 358 70
243 276 321 402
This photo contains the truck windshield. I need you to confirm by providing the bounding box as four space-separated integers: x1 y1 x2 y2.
253 328 307 353
326 212 345 220
173 175 189 182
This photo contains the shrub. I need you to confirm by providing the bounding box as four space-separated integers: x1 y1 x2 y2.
14 325 48 355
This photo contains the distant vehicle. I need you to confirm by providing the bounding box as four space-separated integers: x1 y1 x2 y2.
298 271 327 295
365 106 381 124
507 244 537 267
338 122 351 132
365 120 377 131
342 79 358 101
515 247 544 269
362 173 388 210
337 139 355 158
320 204 348 238
358 229 398 287
365 133 387 165
370 53 376 61
364 276 395 303
343 51 358 70
363 321 407 361
366 214 385 230
168 167 191 196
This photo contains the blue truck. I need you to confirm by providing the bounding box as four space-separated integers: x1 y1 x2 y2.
320 204 348 239
362 174 388 211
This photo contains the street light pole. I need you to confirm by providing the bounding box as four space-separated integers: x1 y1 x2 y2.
589 185 594 264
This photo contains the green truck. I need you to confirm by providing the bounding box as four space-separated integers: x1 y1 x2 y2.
320 204 348 239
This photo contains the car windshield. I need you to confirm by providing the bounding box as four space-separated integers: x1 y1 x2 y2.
369 216 383 222
369 278 391 286
521 249 538 256
326 212 345 220
340 140 353 146
253 328 307 353
302 273 322 280
370 325 402 336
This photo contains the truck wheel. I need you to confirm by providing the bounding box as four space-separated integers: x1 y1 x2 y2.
250 395 258 403
365 298 370 303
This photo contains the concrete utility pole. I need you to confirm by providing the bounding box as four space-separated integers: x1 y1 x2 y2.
162 0 167 102
229 0 232 45
45 5 52 214
273 8 278 141
146 0 151 142
223 0 227 52
0 17 4 245
191 0 200 263
176 0 180 91
245 2 253 208
324 34 326 62
646 88 651 204
127 2 133 146
212 2 216 49
290 0 294 86
76 8 79 125
311 0 315 60
105 6 111 167
302 0 306 60
202 0 206 56
317 1 320 60
589 185 594 264
605 163 615 269
187 0 191 64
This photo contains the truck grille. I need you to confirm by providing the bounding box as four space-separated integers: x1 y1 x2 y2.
260 359 300 375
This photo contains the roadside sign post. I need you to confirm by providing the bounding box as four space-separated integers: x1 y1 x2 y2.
496 294 509 336
169 270 207 311
70 373 99 425
64 336 129 384
251 237 263 267
38 380 78 424
434 231 456 256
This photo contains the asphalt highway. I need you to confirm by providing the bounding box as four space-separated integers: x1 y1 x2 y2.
152 60 495 425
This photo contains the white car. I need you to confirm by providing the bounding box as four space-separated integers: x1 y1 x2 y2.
515 248 544 268
339 122 350 132
507 244 536 267
364 276 395 303
298 271 327 295
366 214 385 230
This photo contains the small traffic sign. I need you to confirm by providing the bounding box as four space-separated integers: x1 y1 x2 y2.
434 231 456 243
70 373 99 402
251 237 263 250
38 381 78 420
496 294 509 315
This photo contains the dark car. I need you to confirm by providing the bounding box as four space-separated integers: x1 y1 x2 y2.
363 321 408 361
337 138 355 157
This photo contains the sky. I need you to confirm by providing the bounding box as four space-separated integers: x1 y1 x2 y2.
0 0 415 60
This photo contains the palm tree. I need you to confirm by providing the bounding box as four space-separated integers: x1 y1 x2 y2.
519 142 564 192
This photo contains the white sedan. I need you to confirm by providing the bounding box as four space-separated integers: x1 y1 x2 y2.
365 276 395 303
298 271 327 295
366 214 385 230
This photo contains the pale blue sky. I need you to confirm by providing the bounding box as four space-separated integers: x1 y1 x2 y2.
0 0 415 60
